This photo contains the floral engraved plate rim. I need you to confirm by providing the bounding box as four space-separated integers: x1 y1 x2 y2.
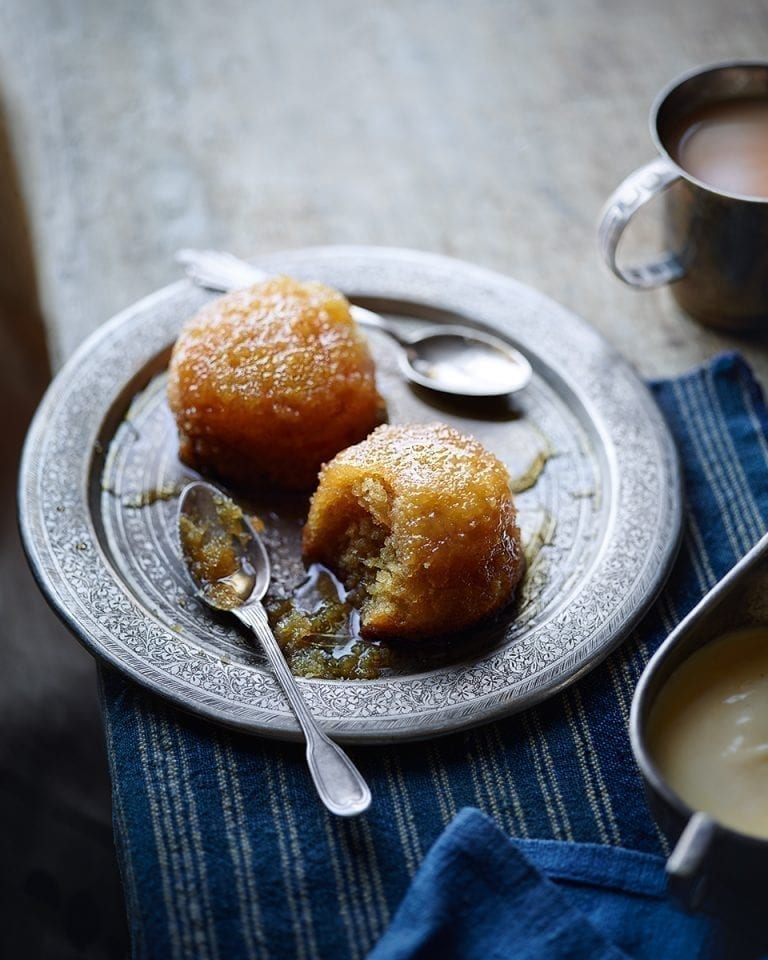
19 246 682 743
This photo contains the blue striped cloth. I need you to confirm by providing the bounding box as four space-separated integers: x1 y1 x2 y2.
100 353 768 959
367 808 712 959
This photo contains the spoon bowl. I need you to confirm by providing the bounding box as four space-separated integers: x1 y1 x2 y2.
402 324 531 397
176 248 532 399
177 480 372 817
179 480 267 606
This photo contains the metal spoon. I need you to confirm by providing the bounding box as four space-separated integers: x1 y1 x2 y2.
177 480 371 817
176 248 532 399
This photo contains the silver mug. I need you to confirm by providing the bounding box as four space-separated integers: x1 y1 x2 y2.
599 61 768 333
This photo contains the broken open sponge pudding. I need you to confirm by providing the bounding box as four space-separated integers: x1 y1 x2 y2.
167 276 385 492
302 422 523 640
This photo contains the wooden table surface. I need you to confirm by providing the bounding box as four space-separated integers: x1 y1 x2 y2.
2 2 768 956
3 0 768 381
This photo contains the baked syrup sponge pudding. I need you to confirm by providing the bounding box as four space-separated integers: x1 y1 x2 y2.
167 276 385 492
303 422 524 640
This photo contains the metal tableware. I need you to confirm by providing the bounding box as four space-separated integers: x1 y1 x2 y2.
599 60 768 332
178 481 371 816
176 248 532 398
631 531 768 933
18 246 681 743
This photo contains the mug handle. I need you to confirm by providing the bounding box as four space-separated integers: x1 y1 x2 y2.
598 157 685 288
665 811 717 911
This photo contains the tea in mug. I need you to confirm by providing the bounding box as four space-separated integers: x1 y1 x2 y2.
668 97 768 198
647 626 768 838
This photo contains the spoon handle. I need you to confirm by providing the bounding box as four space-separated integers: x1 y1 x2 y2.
176 248 269 290
348 307 410 346
233 602 372 817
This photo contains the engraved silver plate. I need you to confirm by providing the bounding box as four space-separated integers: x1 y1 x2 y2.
19 247 681 743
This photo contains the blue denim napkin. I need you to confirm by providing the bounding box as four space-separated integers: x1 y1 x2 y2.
100 353 768 959
367 808 711 960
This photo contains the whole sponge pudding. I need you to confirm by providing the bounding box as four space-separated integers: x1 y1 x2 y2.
302 422 523 640
167 276 385 492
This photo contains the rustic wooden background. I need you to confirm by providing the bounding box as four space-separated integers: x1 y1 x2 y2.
2 1 768 955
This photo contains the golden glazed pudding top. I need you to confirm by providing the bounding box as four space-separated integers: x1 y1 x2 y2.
303 422 524 640
167 276 385 492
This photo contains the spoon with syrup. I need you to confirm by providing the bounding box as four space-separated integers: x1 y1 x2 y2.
177 480 371 817
176 248 532 399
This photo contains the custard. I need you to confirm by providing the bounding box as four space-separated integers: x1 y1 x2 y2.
648 627 768 838
302 422 524 640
